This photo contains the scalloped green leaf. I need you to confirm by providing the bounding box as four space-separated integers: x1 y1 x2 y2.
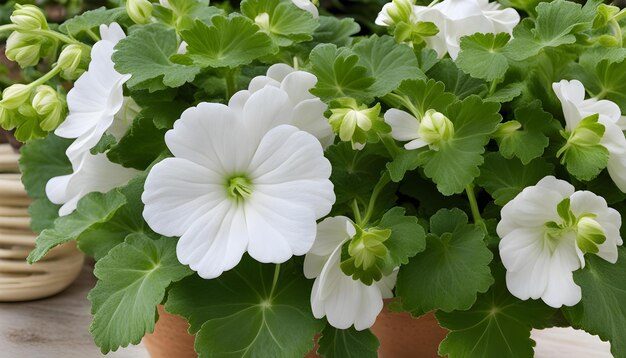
456 32 510 82
317 326 379 358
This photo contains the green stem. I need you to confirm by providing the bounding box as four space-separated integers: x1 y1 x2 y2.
466 184 487 233
28 29 82 45
293 56 300 70
382 92 422 119
488 80 498 96
351 199 363 226
31 65 62 88
269 263 281 300
225 69 237 101
610 18 623 47
86 29 101 42
362 172 391 225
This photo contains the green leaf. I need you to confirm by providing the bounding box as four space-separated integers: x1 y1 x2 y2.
390 79 457 118
484 82 524 103
437 265 555 358
241 0 319 47
89 234 192 353
312 16 360 47
563 247 626 358
164 0 223 30
427 59 487 99
317 326 379 358
419 96 502 195
113 24 200 92
19 134 72 231
166 257 324 358
456 33 510 81
397 208 494 316
378 207 427 270
90 134 117 155
558 114 609 181
352 35 423 97
181 15 277 69
582 58 626 113
27 191 127 263
106 116 168 170
477 153 555 206
59 7 127 37
76 175 155 260
386 148 423 183
309 43 375 102
496 100 559 164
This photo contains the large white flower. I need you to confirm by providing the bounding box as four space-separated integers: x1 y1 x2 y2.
54 22 133 161
46 152 139 216
376 0 519 59
304 216 397 330
228 64 334 149
498 176 622 308
142 86 335 279
553 80 626 192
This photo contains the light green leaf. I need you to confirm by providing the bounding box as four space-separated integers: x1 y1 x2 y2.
496 100 559 164
165 0 223 30
77 175 156 260
113 23 201 92
378 207 427 270
317 326 379 358
352 35 424 97
166 256 323 358
477 153 555 206
484 82 524 103
59 7 127 37
312 16 360 47
309 43 375 102
106 116 168 170
396 208 494 316
427 59 487 99
19 134 71 231
582 58 626 113
437 265 555 358
389 79 456 119
558 114 609 181
241 0 319 47
386 149 423 183
456 33 510 81
181 15 277 69
419 96 502 195
89 234 192 353
563 247 626 358
27 191 127 263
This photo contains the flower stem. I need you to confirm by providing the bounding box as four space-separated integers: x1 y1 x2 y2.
351 199 363 226
224 69 237 101
269 263 281 300
382 92 422 119
30 65 62 88
466 183 487 233
86 29 101 42
29 29 82 45
362 172 391 225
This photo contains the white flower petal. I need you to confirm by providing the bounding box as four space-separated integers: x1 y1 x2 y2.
242 86 294 142
384 109 420 142
291 99 334 149
304 216 354 278
99 22 126 44
280 71 317 104
267 63 296 82
291 0 318 18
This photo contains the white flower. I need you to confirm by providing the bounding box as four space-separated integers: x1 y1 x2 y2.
228 64 334 149
291 0 319 18
384 109 428 150
142 86 335 279
498 176 622 308
304 216 397 330
54 22 132 161
553 80 626 192
376 0 519 59
46 153 139 216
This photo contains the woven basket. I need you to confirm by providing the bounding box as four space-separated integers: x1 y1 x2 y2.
0 143 84 302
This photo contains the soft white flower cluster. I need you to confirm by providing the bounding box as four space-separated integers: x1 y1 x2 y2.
498 176 622 308
376 0 520 59
46 23 139 216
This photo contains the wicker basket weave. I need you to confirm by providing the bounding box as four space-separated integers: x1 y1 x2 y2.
0 144 84 302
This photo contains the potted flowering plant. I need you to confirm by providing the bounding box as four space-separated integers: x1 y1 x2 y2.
2 0 626 356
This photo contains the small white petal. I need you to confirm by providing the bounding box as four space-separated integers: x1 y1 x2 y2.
384 109 420 142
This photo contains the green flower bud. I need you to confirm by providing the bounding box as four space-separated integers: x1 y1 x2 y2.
32 85 65 131
254 13 271 31
5 31 43 68
57 44 85 80
126 0 153 25
11 4 48 31
387 0 415 25
418 109 454 148
348 227 391 271
576 216 607 254
0 84 33 110
329 98 381 150
0 106 13 128
493 120 522 138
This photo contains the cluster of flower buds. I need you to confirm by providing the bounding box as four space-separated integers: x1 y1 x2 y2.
0 83 67 141
328 98 384 150
5 4 54 68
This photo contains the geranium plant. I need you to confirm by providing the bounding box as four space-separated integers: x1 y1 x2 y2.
3 0 626 356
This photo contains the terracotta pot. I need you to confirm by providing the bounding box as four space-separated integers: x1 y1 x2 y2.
144 303 448 358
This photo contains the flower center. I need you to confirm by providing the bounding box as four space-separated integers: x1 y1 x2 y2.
227 176 254 201
543 198 606 254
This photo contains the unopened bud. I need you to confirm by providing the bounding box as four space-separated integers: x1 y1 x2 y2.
419 109 454 148
493 120 522 138
0 84 32 110
0 106 13 128
5 31 42 68
57 44 85 79
387 0 415 25
32 85 65 131
329 98 381 149
126 0 153 25
576 216 606 254
11 4 48 31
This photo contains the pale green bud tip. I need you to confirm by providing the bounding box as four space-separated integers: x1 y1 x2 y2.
494 121 522 138
57 44 84 77
387 0 415 25
5 32 42 68
0 84 32 110
419 108 454 146
11 4 48 31
329 101 381 144
348 227 391 270
576 216 607 254
255 13 271 31
126 0 153 25
32 85 65 132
